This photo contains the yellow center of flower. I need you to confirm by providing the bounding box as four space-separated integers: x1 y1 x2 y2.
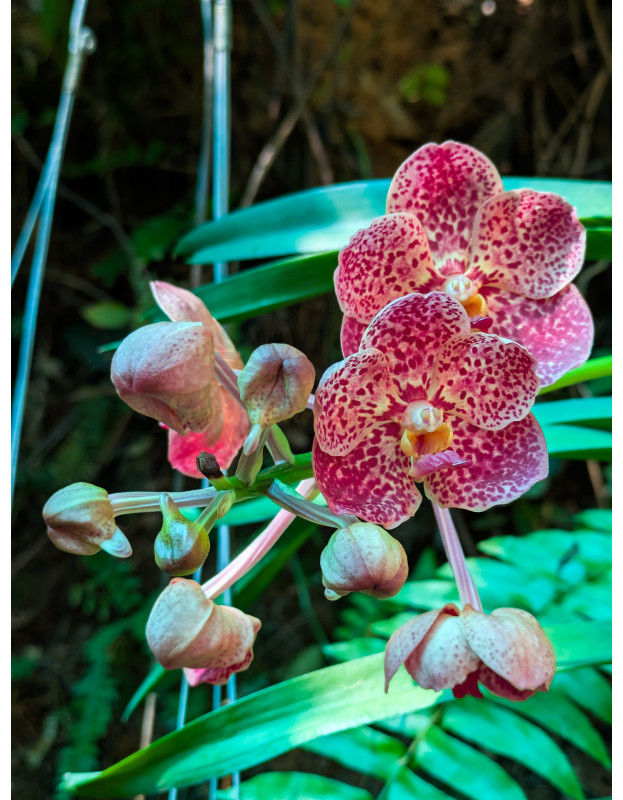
399 401 453 460
442 274 487 317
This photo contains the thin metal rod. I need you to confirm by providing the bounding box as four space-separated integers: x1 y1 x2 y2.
11 2 94 504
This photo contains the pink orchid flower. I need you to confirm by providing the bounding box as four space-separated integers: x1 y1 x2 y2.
312 292 548 529
335 141 593 386
384 602 556 702
151 281 250 477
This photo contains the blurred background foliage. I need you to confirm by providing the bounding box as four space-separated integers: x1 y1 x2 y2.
12 0 610 797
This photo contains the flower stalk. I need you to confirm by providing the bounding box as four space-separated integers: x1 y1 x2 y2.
433 504 482 611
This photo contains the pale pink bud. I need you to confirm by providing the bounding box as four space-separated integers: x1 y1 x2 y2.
111 321 216 435
43 482 131 557
384 603 556 701
237 343 315 428
320 522 408 601
145 578 261 685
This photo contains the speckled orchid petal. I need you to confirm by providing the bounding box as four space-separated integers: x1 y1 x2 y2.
431 332 540 430
405 609 482 692
334 214 439 323
360 292 469 399
168 388 250 477
461 605 555 693
384 605 455 690
312 424 421 530
151 280 243 369
468 190 586 299
314 348 399 457
424 414 548 511
386 142 503 274
481 284 594 387
477 665 540 701
340 315 368 357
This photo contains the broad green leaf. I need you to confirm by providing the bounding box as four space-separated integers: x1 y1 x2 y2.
582 226 612 260
573 508 612 533
556 576 612 620
391 579 460 611
303 726 406 780
216 772 374 800
538 355 612 395
61 654 440 797
416 725 527 800
490 689 611 768
442 697 584 799
543 620 611 670
555 668 612 724
533 397 611 429
542 424 612 460
386 769 456 800
175 178 611 265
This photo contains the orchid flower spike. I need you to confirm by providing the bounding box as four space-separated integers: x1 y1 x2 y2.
111 321 217 435
320 522 408 600
384 602 556 702
43 482 132 557
146 578 261 686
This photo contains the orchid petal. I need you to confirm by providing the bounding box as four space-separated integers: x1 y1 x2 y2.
431 332 540 430
312 424 421 530
340 315 368 357
184 646 255 687
168 387 250 477
386 141 503 274
477 665 539 701
384 605 457 690
424 414 548 511
360 292 470 399
461 606 555 692
405 611 481 692
334 214 439 323
409 450 470 482
314 348 399 457
481 284 594 387
468 190 586 299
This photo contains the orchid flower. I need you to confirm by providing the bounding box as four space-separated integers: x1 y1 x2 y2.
312 292 548 529
335 141 593 386
150 281 250 477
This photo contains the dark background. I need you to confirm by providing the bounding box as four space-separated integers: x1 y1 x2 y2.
12 0 611 797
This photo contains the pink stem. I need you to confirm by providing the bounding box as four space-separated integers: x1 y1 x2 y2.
201 478 318 600
432 504 482 612
214 352 247 409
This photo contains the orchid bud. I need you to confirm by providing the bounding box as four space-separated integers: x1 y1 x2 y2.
238 343 315 428
320 522 408 601
111 321 216 435
154 494 211 576
146 578 261 685
43 482 131 557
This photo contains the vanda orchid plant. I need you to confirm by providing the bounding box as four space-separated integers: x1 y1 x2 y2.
45 142 605 793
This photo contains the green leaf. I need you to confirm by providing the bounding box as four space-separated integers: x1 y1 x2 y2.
442 697 584 799
81 302 134 330
322 638 386 663
216 772 374 800
416 725 527 800
573 508 612 532
533 397 611 429
385 769 456 800
220 496 283 526
538 355 612 395
543 620 611 670
583 226 612 260
554 667 612 724
303 726 406 780
175 178 611 265
121 663 168 724
542 424 612 460
61 654 440 797
390 580 460 611
556 577 612 619
490 689 611 768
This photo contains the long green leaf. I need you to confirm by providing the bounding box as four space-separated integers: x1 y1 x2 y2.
538 355 612 395
533 397 611 429
175 178 611 265
441 697 584 799
573 508 612 532
386 769 456 800
542 424 612 460
416 725 527 800
490 689 611 768
216 772 374 800
303 726 406 781
554 667 612 723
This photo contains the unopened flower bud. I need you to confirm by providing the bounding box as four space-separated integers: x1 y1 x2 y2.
154 494 211 576
111 321 216 435
320 522 408 601
238 343 315 428
43 482 131 557
146 578 261 685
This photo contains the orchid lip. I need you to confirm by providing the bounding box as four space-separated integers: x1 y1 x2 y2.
443 273 477 303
